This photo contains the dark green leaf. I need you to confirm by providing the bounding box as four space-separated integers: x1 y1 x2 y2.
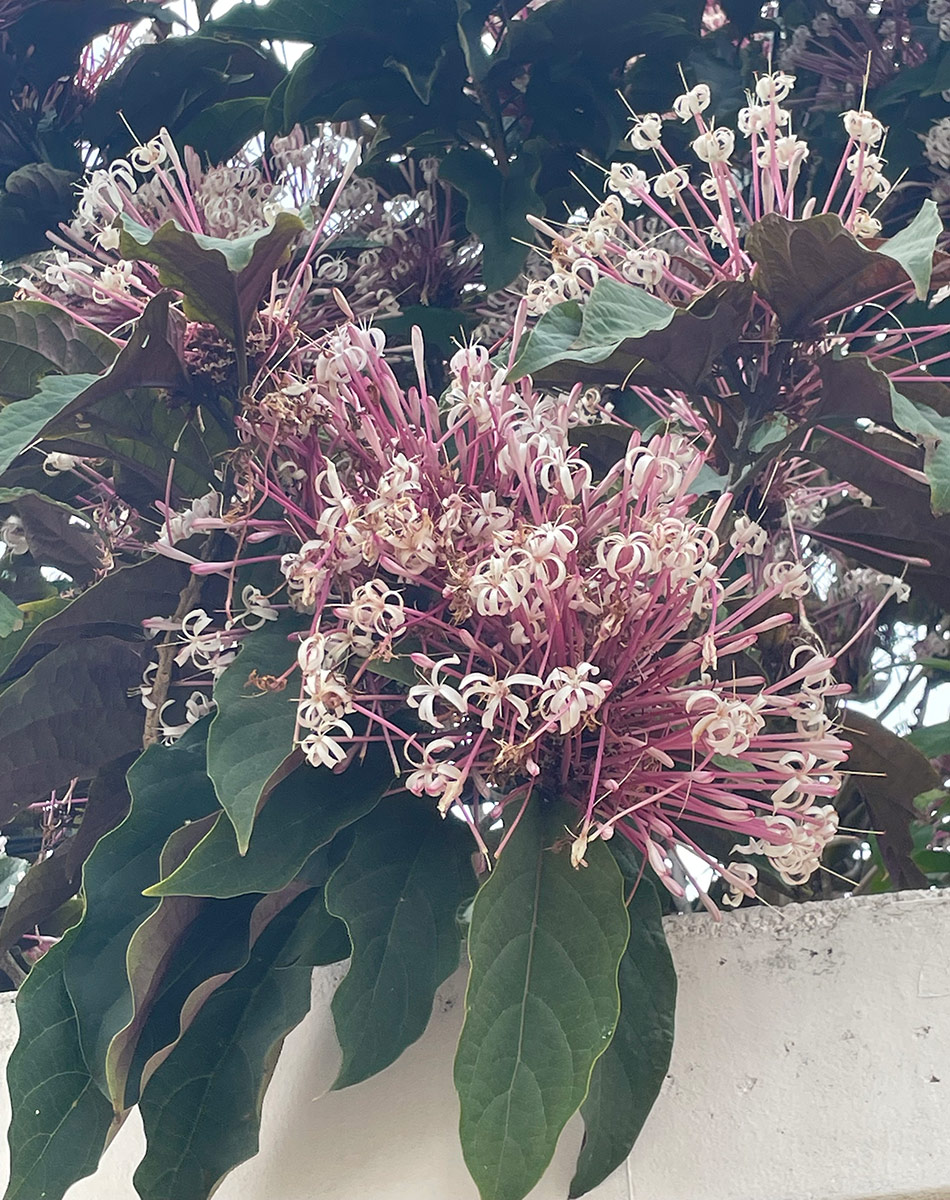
326 798 474 1089
210 0 363 40
133 889 335 1200
104 817 212 1109
177 98 269 164
0 596 68 684
147 750 393 898
84 36 285 163
0 637 144 823
207 614 302 853
454 801 629 1200
440 147 544 292
62 723 220 1098
119 212 304 343
908 719 950 760
570 841 675 1197
4 930 114 1200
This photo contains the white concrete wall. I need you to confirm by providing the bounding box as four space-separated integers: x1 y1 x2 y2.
1 891 948 1200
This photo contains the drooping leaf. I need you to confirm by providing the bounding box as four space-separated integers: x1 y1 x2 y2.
0 636 144 823
877 199 943 301
0 596 68 684
0 301 116 402
177 97 270 165
0 756 133 955
119 212 305 343
207 614 303 853
887 388 950 516
104 818 213 1110
84 35 286 163
508 277 745 391
128 881 348 1104
440 146 544 292
746 212 928 335
210 0 364 41
326 798 474 1089
0 166 80 261
570 841 675 1197
1 554 189 682
62 723 220 1098
4 930 114 1200
454 801 629 1200
506 300 583 380
148 750 393 898
0 855 28 908
839 709 939 889
132 889 336 1200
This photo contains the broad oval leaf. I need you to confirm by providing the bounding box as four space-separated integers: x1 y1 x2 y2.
4 930 114 1200
326 798 474 1089
207 613 303 852
454 801 629 1200
570 840 675 1197
147 750 393 898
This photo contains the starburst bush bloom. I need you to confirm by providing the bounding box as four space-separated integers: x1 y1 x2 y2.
208 322 853 907
22 126 485 345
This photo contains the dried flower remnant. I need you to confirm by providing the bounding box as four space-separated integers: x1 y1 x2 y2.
181 322 857 907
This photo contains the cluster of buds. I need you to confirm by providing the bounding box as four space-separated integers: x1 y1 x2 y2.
196 322 858 907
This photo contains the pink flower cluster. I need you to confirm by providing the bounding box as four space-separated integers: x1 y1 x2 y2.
227 322 852 906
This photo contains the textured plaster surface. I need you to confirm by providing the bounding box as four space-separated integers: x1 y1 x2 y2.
0 891 946 1200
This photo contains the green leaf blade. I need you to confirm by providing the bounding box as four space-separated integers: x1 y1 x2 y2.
148 751 393 898
61 722 220 1100
454 802 629 1200
878 199 943 301
326 799 474 1089
132 890 334 1200
570 842 675 1197
4 932 114 1200
207 614 302 852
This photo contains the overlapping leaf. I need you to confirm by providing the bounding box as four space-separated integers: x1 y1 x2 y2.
4 930 114 1200
149 751 393 899
326 798 474 1089
454 802 629 1200
207 614 303 852
133 889 339 1200
62 723 220 1101
571 841 675 1197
